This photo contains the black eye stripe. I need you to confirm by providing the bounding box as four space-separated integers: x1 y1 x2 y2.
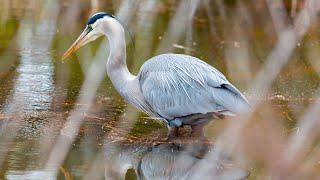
87 13 114 25
85 12 135 51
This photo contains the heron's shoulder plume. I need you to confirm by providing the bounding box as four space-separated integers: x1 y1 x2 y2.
87 12 114 25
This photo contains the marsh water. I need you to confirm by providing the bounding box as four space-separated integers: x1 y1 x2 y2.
0 0 320 179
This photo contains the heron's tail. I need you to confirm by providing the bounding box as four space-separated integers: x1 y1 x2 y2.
211 87 251 115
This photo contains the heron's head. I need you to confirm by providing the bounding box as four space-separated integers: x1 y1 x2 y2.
62 12 116 60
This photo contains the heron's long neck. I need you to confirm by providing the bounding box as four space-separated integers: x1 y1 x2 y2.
104 21 135 92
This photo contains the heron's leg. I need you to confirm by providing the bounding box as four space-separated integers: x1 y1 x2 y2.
167 119 182 138
167 126 179 139
182 112 224 125
190 120 210 137
186 112 224 136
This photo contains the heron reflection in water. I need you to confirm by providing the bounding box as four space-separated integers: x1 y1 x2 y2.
62 12 251 135
104 134 250 180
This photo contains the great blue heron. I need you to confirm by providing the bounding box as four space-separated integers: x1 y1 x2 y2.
62 12 251 135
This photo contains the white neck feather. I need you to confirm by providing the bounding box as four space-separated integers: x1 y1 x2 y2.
100 17 155 116
102 18 135 93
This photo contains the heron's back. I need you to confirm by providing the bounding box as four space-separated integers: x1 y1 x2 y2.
138 53 251 120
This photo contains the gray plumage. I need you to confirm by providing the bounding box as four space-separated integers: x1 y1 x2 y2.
138 53 250 120
63 12 251 132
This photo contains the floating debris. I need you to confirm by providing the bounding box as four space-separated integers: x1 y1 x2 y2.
172 43 195 51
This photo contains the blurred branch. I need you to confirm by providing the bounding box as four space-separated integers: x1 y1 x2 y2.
197 0 320 177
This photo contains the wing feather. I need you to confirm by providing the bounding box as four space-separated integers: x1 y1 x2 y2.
138 54 251 120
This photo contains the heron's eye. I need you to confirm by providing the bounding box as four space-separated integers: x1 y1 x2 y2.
88 25 93 31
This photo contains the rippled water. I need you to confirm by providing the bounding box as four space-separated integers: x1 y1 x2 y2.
0 0 320 179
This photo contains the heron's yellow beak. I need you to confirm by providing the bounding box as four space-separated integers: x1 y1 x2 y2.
62 28 91 60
